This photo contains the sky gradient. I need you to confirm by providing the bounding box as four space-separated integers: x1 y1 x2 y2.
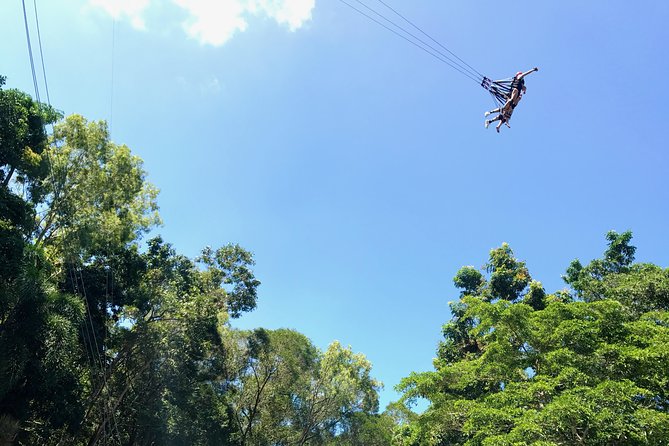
3 0 668 409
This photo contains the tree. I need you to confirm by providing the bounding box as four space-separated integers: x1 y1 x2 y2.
0 76 59 282
564 230 668 314
223 328 319 445
0 80 389 445
73 237 261 446
35 114 160 261
327 411 396 446
397 233 669 445
0 78 69 442
223 331 383 446
292 341 382 445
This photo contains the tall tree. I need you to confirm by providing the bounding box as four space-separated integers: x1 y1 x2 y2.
0 77 67 442
397 233 669 445
0 80 389 446
223 331 383 446
35 114 160 260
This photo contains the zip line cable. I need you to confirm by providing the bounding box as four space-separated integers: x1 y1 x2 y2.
337 0 516 106
373 0 485 79
337 0 481 85
338 0 483 82
348 0 481 82
351 0 479 78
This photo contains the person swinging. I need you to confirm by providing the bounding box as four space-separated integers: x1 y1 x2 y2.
484 67 538 132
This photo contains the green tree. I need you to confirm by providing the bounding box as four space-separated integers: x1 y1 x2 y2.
564 230 668 314
327 411 396 446
293 341 382 445
223 328 319 445
0 80 390 446
35 114 160 260
74 237 261 446
0 78 69 442
223 331 383 446
397 233 669 445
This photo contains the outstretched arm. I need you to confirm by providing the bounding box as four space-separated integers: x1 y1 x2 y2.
519 67 539 80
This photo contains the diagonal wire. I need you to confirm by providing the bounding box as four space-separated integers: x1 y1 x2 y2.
110 18 115 137
373 0 485 78
32 0 51 106
337 0 481 85
21 0 41 103
351 0 481 79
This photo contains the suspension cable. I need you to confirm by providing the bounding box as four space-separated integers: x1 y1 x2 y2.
373 0 485 79
337 0 481 85
349 0 481 81
21 0 41 103
32 0 51 106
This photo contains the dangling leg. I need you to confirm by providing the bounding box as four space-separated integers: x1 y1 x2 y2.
484 107 501 117
485 113 503 129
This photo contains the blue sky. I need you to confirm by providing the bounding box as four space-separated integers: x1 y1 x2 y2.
3 0 669 409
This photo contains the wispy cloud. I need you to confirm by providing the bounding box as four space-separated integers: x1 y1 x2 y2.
88 0 315 46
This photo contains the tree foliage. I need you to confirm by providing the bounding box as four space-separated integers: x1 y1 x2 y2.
0 78 385 446
397 233 669 445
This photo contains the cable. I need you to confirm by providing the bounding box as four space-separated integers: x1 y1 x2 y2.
373 0 485 79
339 0 481 83
110 18 115 137
356 0 483 77
338 0 481 85
32 0 51 106
22 0 60 235
21 0 41 103
350 0 481 81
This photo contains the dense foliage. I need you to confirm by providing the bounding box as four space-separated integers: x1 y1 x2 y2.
396 234 669 445
0 79 385 445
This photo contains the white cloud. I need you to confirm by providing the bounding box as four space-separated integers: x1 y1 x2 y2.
89 0 152 30
88 0 315 46
173 0 249 46
250 0 316 31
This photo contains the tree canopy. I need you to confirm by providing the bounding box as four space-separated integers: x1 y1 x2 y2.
0 78 385 445
396 234 669 445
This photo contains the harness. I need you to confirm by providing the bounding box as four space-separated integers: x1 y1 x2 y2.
510 77 525 93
